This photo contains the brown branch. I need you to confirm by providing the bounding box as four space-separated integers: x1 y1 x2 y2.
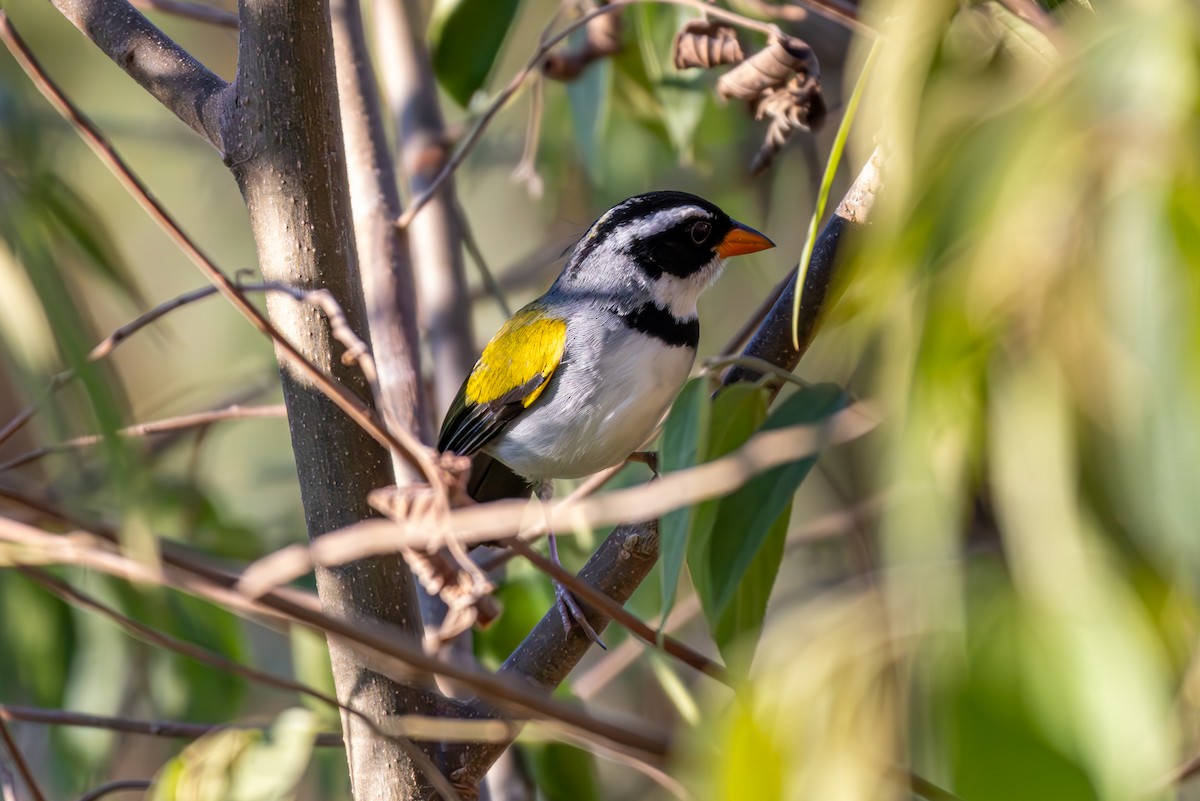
444 522 662 795
76 779 153 801
723 145 884 391
0 704 342 747
0 404 285 472
506 539 730 684
330 0 430 452
327 0 453 792
0 16 440 487
130 0 237 27
38 0 230 147
573 594 702 699
0 717 46 801
0 514 669 763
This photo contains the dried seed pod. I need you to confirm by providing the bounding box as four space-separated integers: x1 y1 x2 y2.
716 34 819 101
672 19 744 70
749 74 827 173
542 11 623 81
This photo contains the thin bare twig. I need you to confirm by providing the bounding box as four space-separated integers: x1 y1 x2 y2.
506 539 729 684
0 717 46 801
234 403 877 588
0 703 342 747
76 779 153 801
573 594 702 699
13 566 464 801
0 14 441 490
0 517 669 761
396 0 780 230
129 0 237 27
0 404 286 472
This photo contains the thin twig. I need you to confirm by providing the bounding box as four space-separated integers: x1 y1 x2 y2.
0 14 441 490
510 73 545 201
396 0 780 230
573 594 702 699
129 0 237 27
506 539 730 684
0 405 286 473
0 704 342 747
76 779 153 801
0 717 46 801
791 0 871 36
13 566 466 801
0 516 669 761
235 403 878 583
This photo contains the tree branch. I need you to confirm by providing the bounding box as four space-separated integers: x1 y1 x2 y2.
376 0 475 416
724 145 884 390
45 0 230 147
76 779 154 801
445 522 661 796
224 0 442 796
329 0 429 451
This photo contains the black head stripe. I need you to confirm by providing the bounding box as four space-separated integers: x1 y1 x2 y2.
613 301 699 349
564 191 731 280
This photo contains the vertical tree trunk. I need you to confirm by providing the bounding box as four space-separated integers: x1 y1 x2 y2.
227 0 434 796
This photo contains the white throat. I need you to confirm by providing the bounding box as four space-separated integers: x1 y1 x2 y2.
647 255 725 318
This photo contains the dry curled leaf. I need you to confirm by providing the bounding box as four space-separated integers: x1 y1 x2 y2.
716 35 825 173
672 19 744 69
541 10 622 81
367 485 499 634
716 34 819 100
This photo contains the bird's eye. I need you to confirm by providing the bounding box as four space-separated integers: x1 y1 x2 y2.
689 221 712 244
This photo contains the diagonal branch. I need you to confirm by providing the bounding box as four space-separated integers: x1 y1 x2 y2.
45 0 230 148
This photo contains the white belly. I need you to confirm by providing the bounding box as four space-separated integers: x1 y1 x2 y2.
486 326 696 481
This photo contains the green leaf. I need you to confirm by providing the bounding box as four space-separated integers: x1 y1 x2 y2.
429 0 522 107
693 384 847 665
659 377 711 621
566 40 613 185
686 384 769 626
710 503 790 669
706 384 847 616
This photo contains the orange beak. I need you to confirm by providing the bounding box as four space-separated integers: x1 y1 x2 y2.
716 220 776 258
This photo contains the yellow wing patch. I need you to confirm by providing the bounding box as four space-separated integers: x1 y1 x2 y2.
464 306 566 409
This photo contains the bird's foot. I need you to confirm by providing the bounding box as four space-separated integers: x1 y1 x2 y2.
554 581 607 650
627 450 660 477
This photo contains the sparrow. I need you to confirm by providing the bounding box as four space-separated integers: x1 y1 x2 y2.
438 190 775 643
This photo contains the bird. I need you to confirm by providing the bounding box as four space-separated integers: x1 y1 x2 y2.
437 190 775 643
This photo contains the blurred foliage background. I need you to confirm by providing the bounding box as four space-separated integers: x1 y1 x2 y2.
1 0 1199 799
